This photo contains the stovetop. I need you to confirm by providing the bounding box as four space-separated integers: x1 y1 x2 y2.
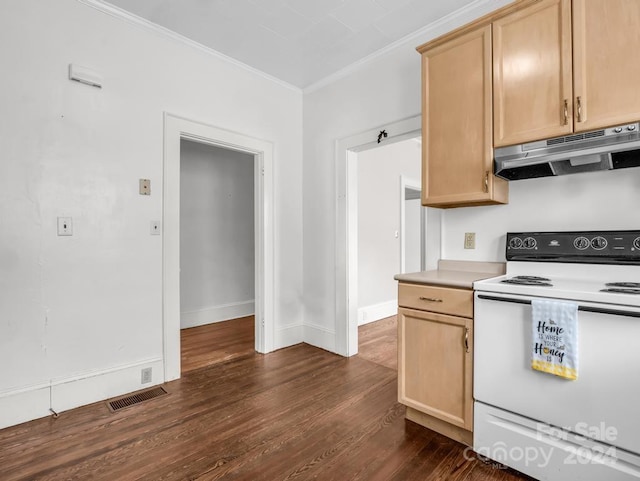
475 263 640 308
474 230 640 308
499 277 640 293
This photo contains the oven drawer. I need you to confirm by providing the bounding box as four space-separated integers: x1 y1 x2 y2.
398 282 473 318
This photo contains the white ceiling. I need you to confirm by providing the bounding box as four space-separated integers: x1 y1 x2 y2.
103 0 476 89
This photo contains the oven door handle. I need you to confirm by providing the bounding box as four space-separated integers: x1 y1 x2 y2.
476 294 640 318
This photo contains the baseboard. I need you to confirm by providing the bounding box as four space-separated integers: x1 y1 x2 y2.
357 300 397 326
274 322 303 350
51 358 164 413
180 300 255 329
303 323 336 353
0 358 163 430
0 383 51 430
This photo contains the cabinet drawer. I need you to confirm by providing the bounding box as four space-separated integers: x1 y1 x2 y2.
398 283 473 318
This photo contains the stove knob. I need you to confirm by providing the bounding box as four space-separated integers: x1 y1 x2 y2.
523 237 537 249
628 125 637 131
634 237 640 250
614 127 623 133
591 236 608 250
509 237 523 249
574 236 590 250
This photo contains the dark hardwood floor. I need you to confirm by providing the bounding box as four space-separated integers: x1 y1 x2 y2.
181 316 255 374
357 315 397 370
0 318 531 481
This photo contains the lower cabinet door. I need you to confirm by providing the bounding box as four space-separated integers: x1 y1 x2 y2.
398 307 473 430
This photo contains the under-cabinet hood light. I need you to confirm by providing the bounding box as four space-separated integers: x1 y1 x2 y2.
494 123 640 180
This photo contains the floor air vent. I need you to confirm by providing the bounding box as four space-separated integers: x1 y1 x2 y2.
107 386 168 412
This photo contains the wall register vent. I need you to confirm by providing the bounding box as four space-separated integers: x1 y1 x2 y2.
107 386 168 412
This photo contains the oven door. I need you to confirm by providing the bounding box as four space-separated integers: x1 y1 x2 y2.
474 291 640 454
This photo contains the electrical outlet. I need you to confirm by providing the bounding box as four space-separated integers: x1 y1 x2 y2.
141 367 152 384
464 232 476 249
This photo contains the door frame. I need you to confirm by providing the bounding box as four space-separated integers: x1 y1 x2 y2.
163 113 274 381
334 115 421 357
399 177 424 274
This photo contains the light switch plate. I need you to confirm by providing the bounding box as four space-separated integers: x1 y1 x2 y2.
57 217 73 236
139 179 150 195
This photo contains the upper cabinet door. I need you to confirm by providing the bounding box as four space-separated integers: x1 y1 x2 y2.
422 25 507 207
573 0 640 132
493 0 573 147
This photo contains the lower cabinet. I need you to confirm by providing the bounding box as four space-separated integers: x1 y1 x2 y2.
397 283 474 446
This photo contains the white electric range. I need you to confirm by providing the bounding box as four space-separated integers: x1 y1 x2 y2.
473 231 640 481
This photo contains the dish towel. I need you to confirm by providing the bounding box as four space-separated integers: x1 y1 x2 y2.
531 299 579 380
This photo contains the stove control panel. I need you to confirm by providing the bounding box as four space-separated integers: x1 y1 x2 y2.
506 231 640 264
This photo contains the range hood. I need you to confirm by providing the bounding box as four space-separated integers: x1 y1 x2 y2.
494 123 640 180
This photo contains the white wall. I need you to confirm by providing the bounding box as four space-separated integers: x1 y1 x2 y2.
302 0 514 351
180 141 255 329
357 139 420 324
442 167 640 261
0 0 302 428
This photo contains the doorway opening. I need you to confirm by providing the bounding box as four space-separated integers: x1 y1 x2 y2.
179 140 256 374
355 140 421 329
335 115 441 357
163 113 274 382
356 171 425 372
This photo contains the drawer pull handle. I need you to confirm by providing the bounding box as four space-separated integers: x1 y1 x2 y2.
464 328 470 353
419 296 443 303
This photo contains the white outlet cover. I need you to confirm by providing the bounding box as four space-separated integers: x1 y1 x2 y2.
141 367 152 384
464 232 476 249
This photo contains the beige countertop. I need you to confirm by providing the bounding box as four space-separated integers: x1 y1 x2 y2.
394 260 505 289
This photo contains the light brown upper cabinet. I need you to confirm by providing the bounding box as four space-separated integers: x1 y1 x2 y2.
419 25 508 208
493 0 572 146
494 0 640 147
573 0 640 132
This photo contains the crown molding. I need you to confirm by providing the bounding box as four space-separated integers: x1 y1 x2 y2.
77 0 512 95
303 0 511 94
75 0 302 94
